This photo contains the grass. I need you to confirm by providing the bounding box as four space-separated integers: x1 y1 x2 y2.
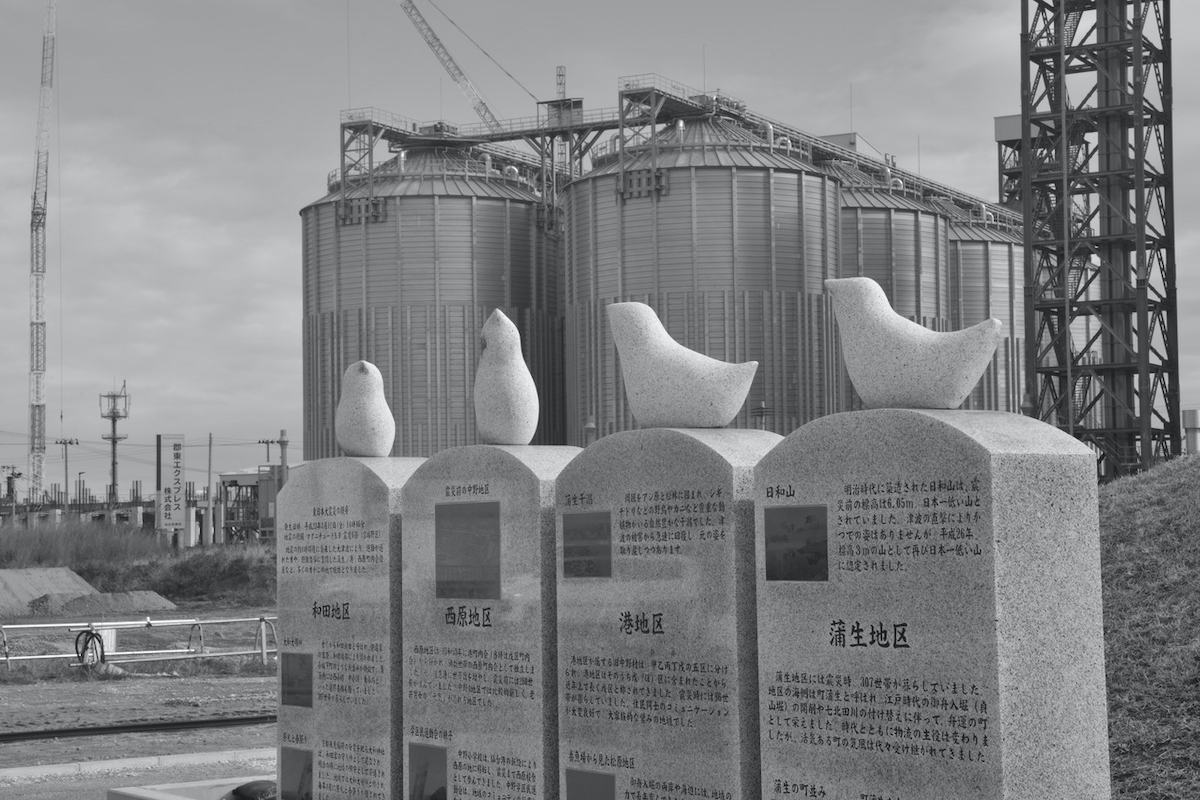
0 522 276 607
73 544 277 607
0 521 170 571
1100 453 1200 799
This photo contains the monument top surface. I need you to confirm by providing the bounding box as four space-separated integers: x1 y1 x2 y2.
410 443 582 483
574 427 784 471
775 408 1095 457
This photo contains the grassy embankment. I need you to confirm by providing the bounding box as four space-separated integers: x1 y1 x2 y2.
1100 454 1200 799
0 456 1197 796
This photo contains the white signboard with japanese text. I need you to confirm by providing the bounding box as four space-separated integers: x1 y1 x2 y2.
158 434 185 529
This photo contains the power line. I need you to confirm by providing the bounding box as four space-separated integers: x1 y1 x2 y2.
423 0 539 104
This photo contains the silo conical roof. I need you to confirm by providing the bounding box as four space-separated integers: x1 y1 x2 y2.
305 147 540 211
588 117 813 174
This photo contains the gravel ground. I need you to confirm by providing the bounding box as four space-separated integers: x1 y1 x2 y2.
0 674 275 767
0 672 277 798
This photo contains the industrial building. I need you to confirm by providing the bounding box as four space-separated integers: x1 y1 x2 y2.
301 74 1025 460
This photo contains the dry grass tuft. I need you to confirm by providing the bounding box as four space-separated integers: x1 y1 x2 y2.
0 521 170 570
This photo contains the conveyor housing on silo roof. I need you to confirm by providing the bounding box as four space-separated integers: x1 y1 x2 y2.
336 73 1020 231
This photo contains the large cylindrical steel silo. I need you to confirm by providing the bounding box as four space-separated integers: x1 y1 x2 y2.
949 221 1026 412
301 147 562 459
563 118 840 444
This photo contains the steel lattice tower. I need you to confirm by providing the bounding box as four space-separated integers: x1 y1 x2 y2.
27 0 56 503
1019 0 1179 479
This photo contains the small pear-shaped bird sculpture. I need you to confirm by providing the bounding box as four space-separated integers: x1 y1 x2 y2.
826 277 1003 409
474 309 539 445
334 360 396 456
608 301 758 428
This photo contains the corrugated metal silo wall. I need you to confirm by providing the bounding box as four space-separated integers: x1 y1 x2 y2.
948 224 1026 413
835 196 950 411
301 194 563 460
563 165 839 444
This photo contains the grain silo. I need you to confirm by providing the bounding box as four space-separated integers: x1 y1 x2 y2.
303 76 1025 455
837 184 952 325
948 220 1026 412
562 115 840 444
301 145 562 459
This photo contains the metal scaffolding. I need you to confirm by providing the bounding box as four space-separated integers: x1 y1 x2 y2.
1019 0 1179 478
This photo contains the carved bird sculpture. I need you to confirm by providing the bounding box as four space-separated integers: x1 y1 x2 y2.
335 360 396 457
608 301 758 428
474 309 539 445
825 277 1003 409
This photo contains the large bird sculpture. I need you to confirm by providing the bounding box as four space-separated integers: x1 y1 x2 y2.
826 277 1002 409
608 301 758 428
335 360 396 457
474 309 539 445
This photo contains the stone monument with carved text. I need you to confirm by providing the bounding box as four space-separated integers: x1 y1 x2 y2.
753 409 1110 800
556 427 781 800
400 444 581 800
276 457 423 800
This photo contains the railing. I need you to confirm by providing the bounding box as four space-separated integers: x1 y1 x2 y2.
0 615 278 670
618 73 711 105
341 106 421 133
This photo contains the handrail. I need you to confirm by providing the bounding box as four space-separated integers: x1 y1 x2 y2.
1 615 278 670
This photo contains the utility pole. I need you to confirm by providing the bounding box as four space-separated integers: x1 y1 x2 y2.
258 435 280 464
54 438 77 507
100 382 130 514
204 433 213 547
260 430 290 491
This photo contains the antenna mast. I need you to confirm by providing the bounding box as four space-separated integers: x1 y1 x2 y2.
28 0 56 503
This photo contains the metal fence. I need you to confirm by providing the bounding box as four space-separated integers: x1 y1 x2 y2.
0 615 278 670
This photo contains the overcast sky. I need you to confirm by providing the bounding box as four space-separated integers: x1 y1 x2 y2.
1 0 1197 500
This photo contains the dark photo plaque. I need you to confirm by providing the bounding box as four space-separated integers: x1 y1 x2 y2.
565 768 616 800
409 743 449 800
279 746 313 800
764 505 829 581
435 501 501 599
280 652 314 708
562 511 612 578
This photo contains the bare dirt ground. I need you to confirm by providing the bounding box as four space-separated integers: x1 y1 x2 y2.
1 603 278 785
0 672 278 799
0 674 276 768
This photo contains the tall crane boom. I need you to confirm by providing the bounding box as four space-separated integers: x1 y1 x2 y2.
28 0 56 503
398 0 504 134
